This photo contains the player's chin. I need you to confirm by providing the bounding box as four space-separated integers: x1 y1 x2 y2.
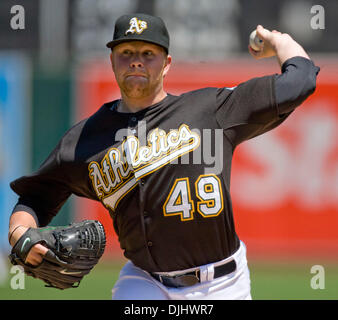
122 85 149 99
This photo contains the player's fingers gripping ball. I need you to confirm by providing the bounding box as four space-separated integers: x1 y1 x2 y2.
249 26 278 59
9 220 106 289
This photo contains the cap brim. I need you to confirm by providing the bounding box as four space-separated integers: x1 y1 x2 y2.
106 37 168 53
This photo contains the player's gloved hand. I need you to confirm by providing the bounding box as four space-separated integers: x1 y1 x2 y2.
8 220 106 289
9 226 49 266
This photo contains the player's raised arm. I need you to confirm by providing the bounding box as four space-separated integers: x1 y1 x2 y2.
216 25 320 148
248 25 320 116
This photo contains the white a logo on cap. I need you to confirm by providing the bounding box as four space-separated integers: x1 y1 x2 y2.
125 17 148 35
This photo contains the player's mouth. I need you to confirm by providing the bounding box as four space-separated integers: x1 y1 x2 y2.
126 74 147 78
124 74 148 84
126 72 146 77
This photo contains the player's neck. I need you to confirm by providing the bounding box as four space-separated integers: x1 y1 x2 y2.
119 89 167 113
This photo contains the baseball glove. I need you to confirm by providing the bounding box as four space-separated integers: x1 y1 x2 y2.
9 220 106 290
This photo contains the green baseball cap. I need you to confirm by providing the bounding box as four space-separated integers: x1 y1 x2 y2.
106 13 170 53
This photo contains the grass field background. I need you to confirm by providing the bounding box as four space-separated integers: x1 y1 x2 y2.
1 258 337 300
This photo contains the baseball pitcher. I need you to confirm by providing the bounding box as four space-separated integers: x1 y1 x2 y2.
8 13 319 299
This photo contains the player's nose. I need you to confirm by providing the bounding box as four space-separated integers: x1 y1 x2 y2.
130 61 143 68
129 55 144 68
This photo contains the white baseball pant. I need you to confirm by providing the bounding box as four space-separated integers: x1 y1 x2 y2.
112 241 252 300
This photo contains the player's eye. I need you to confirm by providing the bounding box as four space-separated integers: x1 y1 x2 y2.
122 49 133 56
143 50 154 57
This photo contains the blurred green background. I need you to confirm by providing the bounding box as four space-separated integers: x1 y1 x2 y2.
1 258 338 300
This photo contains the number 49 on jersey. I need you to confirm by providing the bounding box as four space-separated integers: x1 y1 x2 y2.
163 174 224 221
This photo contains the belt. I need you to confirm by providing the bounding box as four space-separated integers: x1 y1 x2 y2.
151 259 236 288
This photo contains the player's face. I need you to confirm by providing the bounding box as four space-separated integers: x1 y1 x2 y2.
110 41 171 99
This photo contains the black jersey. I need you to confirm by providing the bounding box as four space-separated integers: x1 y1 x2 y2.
10 57 319 272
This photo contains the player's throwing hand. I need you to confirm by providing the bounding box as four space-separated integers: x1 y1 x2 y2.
249 25 310 66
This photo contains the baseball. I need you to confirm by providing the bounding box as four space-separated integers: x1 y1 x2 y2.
249 30 264 51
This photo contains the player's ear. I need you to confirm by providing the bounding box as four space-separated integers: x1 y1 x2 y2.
163 54 172 78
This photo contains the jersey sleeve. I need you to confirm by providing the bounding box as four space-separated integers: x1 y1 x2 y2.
275 56 320 115
215 75 292 147
10 139 72 227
